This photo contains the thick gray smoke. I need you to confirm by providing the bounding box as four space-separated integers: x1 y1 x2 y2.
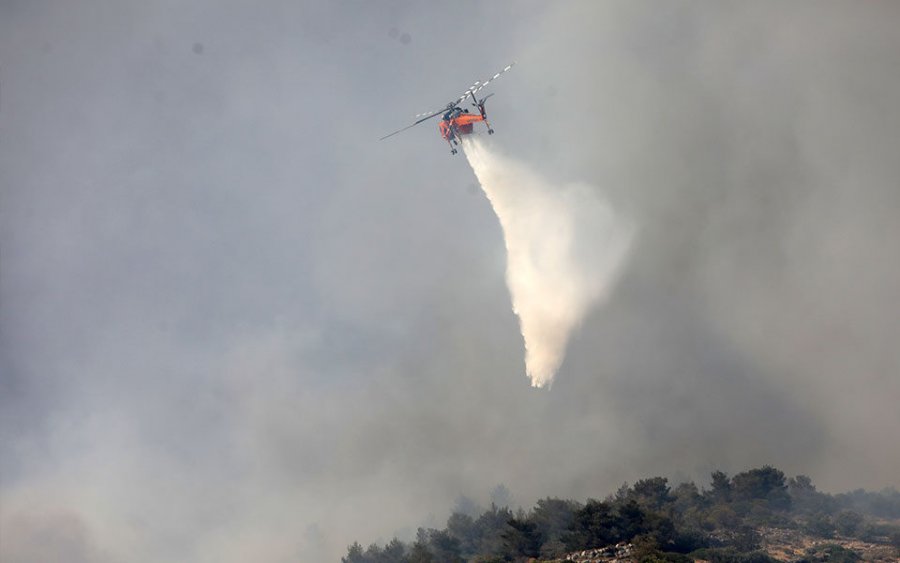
4 2 900 562
463 137 633 387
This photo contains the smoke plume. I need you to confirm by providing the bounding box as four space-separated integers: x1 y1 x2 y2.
463 137 634 387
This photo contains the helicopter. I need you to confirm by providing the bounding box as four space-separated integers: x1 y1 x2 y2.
379 63 515 154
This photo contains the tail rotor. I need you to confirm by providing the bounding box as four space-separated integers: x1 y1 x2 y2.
474 92 495 117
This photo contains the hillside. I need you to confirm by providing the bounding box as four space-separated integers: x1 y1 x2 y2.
343 466 900 563
555 527 900 562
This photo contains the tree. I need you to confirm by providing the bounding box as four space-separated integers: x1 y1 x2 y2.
731 466 791 510
789 474 837 515
565 500 629 550
671 482 705 528
612 482 630 503
834 511 863 537
380 538 409 563
446 512 477 557
708 505 740 529
341 465 900 563
428 529 463 563
709 471 732 504
618 499 648 540
343 542 367 563
364 543 384 562
672 482 701 506
473 504 514 557
502 517 542 559
408 529 434 563
642 510 677 549
408 542 433 563
530 498 578 544
804 513 835 538
632 477 673 510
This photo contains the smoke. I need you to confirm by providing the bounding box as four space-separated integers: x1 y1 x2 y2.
6 3 900 562
463 137 634 387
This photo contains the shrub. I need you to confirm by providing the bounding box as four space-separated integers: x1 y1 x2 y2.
689 547 777 563
801 543 861 562
834 510 863 537
803 513 835 538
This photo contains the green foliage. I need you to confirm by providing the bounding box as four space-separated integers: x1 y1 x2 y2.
383 539 408 562
789 475 838 515
446 512 477 557
649 554 693 563
708 505 740 529
631 533 694 562
709 471 732 503
343 541 366 563
803 513 835 538
619 499 651 540
530 497 577 544
631 533 661 560
472 504 514 557
730 466 791 511
563 499 621 550
672 482 704 526
407 540 433 563
689 547 778 563
501 517 542 559
342 539 412 563
834 510 863 536
799 543 861 562
427 529 462 563
632 477 673 510
669 528 709 553
857 520 900 543
344 466 900 562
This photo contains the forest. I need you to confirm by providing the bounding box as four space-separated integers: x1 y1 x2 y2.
343 466 900 562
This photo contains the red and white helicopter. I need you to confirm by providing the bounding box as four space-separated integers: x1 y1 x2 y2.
380 63 515 154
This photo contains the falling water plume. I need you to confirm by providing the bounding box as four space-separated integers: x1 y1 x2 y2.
463 137 634 387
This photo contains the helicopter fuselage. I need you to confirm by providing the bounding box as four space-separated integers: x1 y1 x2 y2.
439 113 485 141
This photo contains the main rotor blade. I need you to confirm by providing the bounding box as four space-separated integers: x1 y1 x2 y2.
414 63 514 122
416 100 458 119
379 108 445 141
455 88 476 106
379 122 423 141
471 62 515 95
415 108 442 118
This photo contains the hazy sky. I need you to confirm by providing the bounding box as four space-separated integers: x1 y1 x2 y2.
3 1 900 561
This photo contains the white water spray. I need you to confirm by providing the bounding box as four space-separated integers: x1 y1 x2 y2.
463 137 634 387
